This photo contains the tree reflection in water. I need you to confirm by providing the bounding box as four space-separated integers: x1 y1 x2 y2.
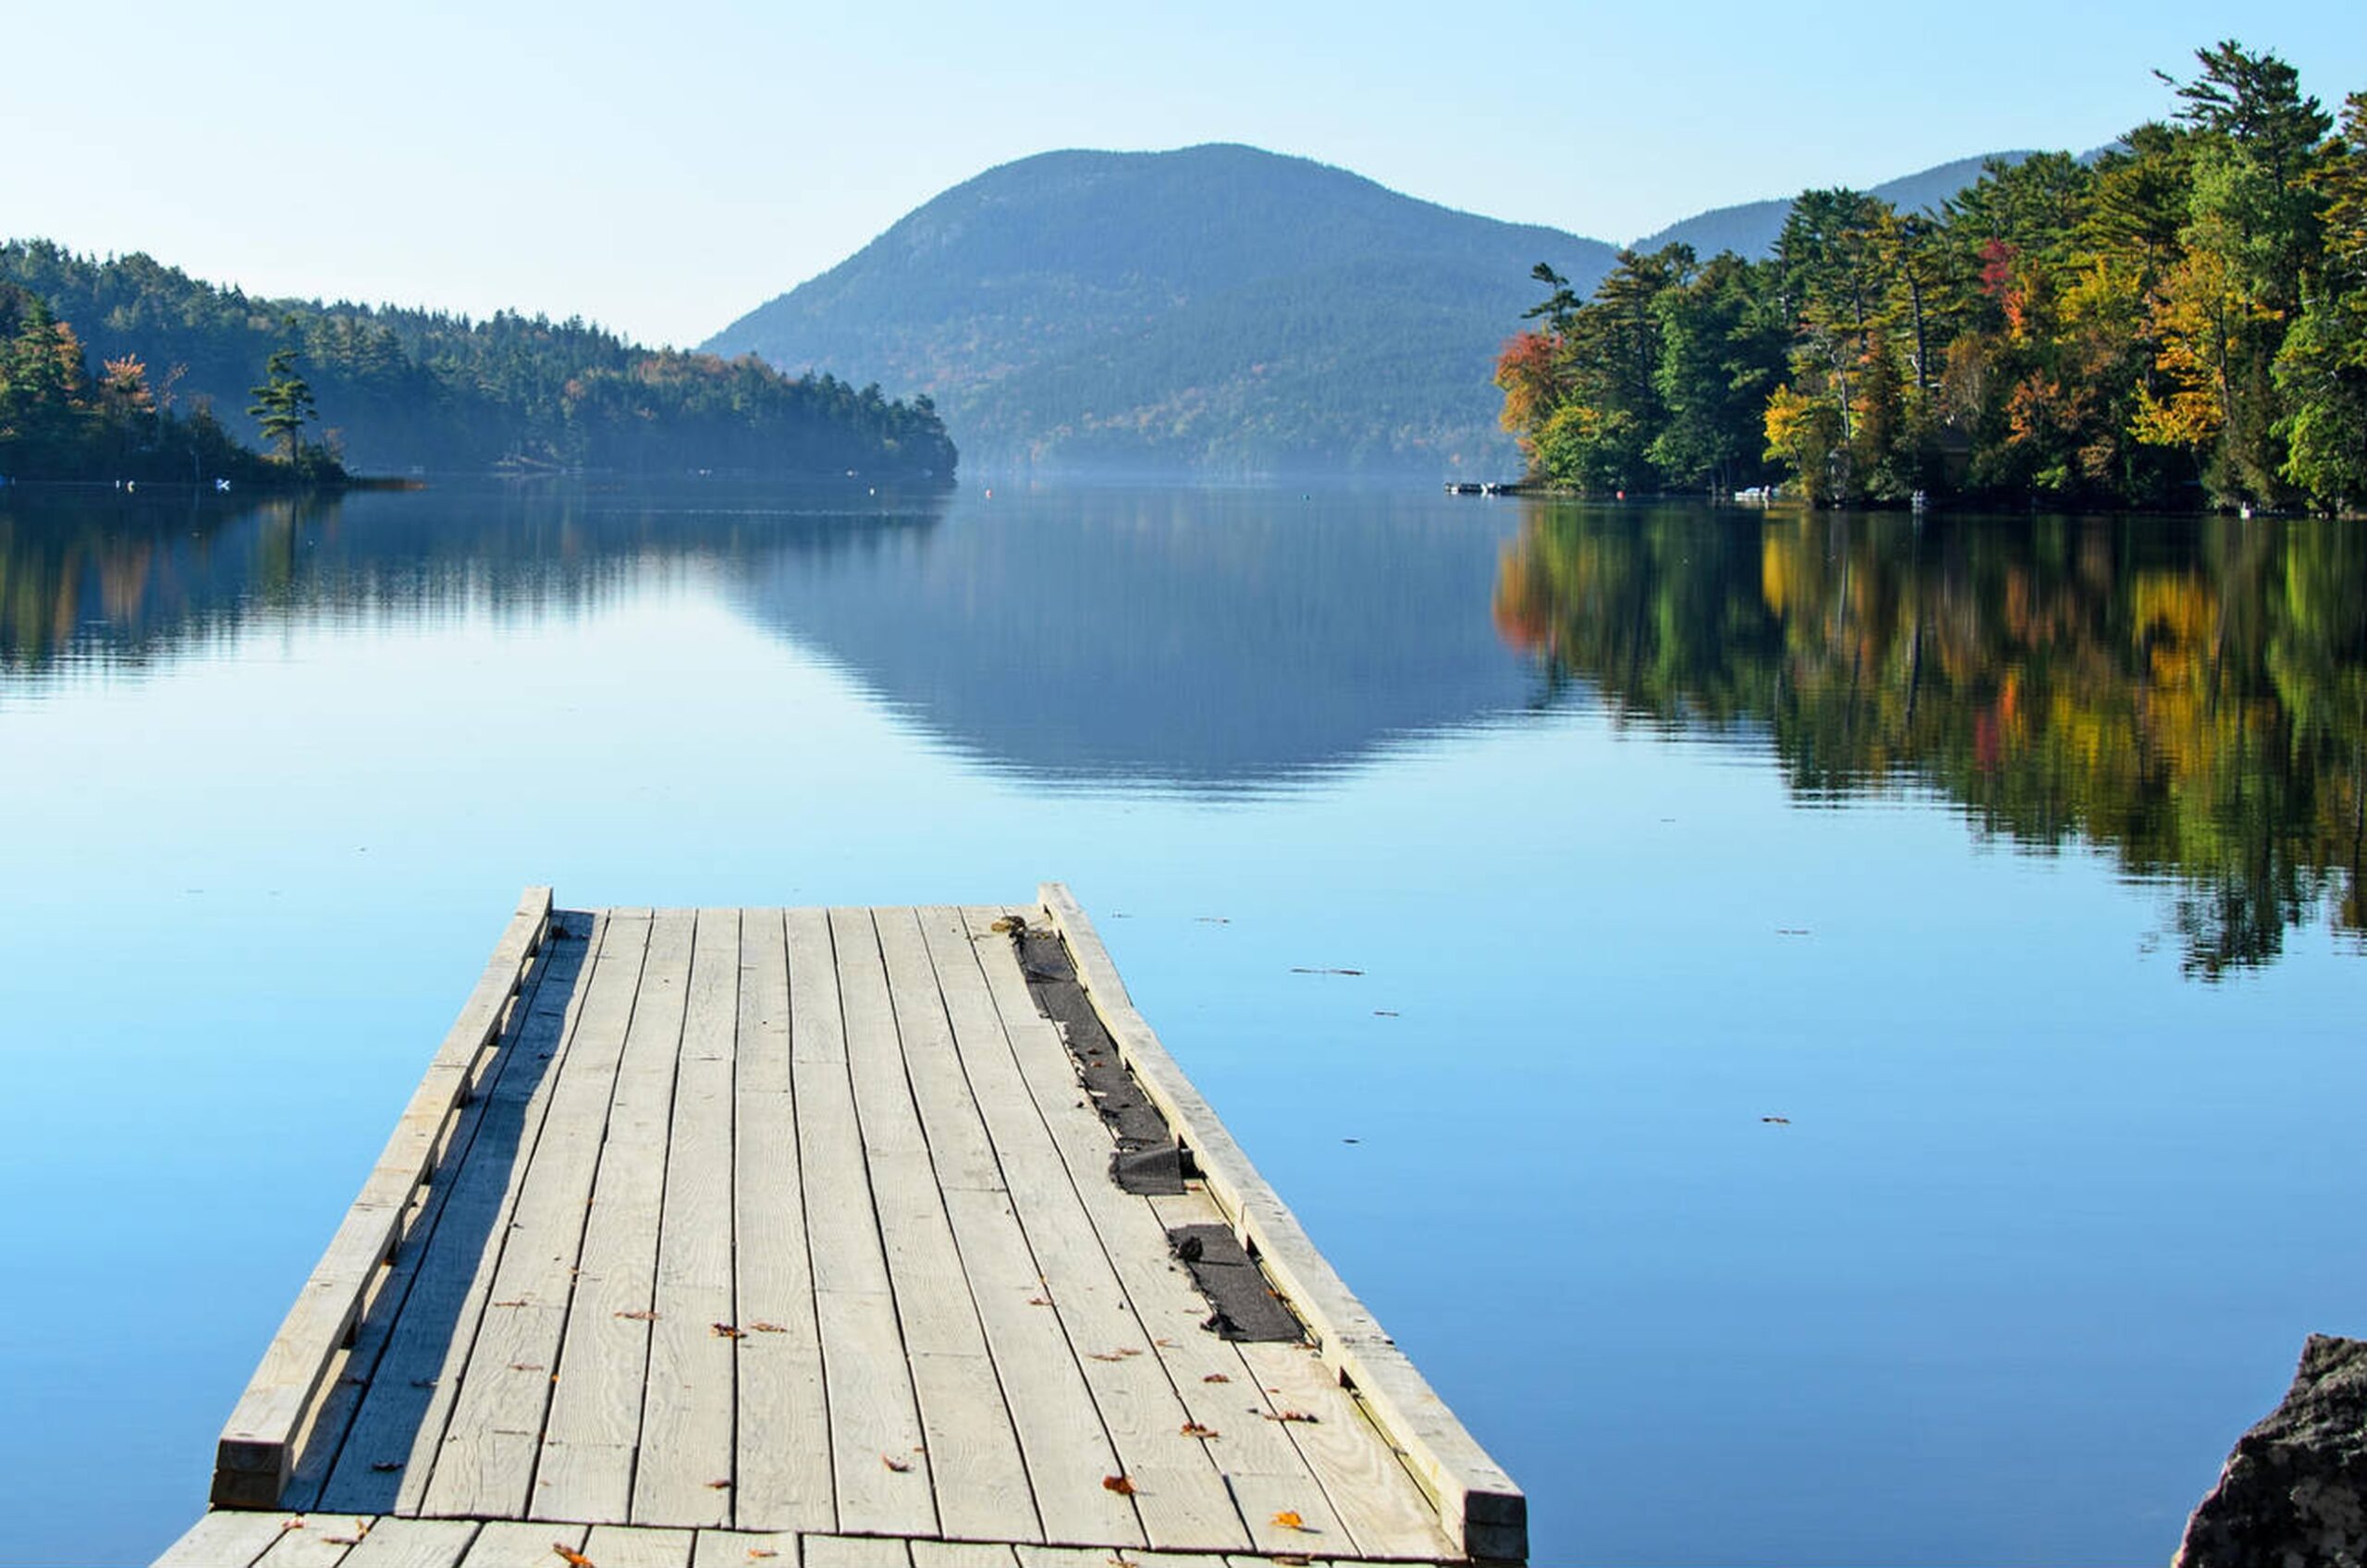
1493 504 2367 976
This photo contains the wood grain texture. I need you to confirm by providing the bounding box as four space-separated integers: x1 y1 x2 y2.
632 911 741 1526
538 909 696 1522
421 913 652 1519
731 910 832 1533
327 1518 478 1568
1039 883 1523 1562
313 914 603 1513
216 889 553 1507
152 1512 306 1568
190 894 1502 1566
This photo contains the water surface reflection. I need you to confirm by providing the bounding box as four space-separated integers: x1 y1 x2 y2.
1495 505 2367 975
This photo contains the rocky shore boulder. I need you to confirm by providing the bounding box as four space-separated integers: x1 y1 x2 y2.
2176 1334 2367 1568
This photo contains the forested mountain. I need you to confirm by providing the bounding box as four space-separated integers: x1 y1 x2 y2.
1630 153 2035 260
703 144 1620 477
0 241 954 480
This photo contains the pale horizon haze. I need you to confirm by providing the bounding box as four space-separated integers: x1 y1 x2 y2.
6 0 2365 352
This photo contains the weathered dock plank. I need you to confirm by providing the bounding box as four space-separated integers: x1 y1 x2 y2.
169 888 1522 1567
215 889 554 1509
420 911 653 1520
1039 884 1526 1562
730 909 834 1533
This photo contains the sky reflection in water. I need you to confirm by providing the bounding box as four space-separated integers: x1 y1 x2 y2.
0 482 2359 1567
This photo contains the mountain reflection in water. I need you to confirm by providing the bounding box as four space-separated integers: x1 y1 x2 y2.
1493 504 2367 977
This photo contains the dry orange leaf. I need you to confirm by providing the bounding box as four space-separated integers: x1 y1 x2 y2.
711 1323 746 1340
552 1547 593 1568
748 1320 787 1333
1180 1422 1219 1439
706 1478 732 1489
882 1453 914 1473
1201 1372 1230 1383
1261 1409 1318 1424
1102 1473 1138 1495
615 1309 657 1321
1271 1509 1306 1531
746 1551 779 1562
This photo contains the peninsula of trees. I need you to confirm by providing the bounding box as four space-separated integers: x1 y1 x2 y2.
1495 43 2367 512
0 243 955 484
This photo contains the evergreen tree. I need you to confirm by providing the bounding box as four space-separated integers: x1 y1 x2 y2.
248 346 317 464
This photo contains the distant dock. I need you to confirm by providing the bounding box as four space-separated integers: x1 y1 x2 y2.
159 887 1525 1567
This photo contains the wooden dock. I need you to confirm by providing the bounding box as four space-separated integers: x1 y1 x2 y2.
159 887 1524 1568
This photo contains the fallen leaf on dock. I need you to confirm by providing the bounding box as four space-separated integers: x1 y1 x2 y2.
551 1547 592 1568
747 1320 787 1333
1261 1409 1318 1424
1202 1372 1230 1383
1271 1510 1306 1530
712 1323 746 1339
706 1478 732 1489
615 1309 658 1321
881 1453 914 1473
1180 1422 1220 1439
746 1552 778 1562
1102 1474 1138 1494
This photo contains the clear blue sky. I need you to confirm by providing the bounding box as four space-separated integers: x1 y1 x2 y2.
6 1 2363 349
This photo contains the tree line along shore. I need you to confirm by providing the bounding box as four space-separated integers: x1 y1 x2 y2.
0 246 955 489
1495 43 2367 515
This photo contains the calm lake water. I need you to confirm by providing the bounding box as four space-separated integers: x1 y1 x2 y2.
1 480 2360 1567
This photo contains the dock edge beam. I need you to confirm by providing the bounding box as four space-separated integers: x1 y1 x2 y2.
1037 881 1528 1563
209 886 555 1508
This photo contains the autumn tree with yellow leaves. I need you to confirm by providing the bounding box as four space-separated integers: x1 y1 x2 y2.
1495 40 2366 512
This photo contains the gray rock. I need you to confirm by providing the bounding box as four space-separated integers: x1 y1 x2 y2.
2177 1335 2367 1568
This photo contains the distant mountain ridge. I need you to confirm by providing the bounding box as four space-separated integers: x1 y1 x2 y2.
705 145 1619 477
705 143 2040 478
1629 153 2039 259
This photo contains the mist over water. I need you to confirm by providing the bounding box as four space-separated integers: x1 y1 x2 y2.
1 480 2359 1566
